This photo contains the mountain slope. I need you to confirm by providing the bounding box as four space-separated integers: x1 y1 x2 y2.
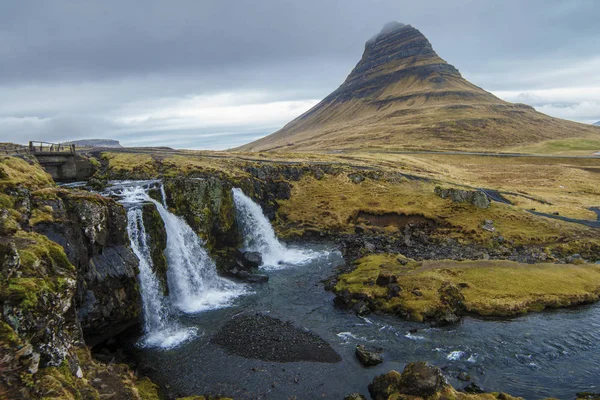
594 121 600 126
238 22 599 152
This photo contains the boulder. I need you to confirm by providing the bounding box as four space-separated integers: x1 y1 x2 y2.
457 372 471 381
482 219 496 232
368 370 403 400
349 173 365 184
398 362 446 397
242 251 263 268
369 362 446 399
355 345 383 366
434 186 490 209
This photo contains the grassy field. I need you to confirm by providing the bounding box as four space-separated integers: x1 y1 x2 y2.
508 137 600 156
335 254 600 321
98 148 600 245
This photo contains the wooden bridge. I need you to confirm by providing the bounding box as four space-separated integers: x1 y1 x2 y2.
28 141 76 154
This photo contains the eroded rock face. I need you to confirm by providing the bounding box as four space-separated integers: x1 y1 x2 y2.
142 202 168 295
32 191 141 345
0 157 158 399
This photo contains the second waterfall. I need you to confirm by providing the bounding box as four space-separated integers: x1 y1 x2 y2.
232 187 324 269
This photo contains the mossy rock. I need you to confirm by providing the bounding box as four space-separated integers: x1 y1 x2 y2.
142 202 169 295
163 177 240 253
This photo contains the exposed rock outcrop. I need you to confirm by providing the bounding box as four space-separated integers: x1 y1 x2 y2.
0 156 156 399
142 202 168 295
434 186 491 209
163 176 239 253
32 190 141 345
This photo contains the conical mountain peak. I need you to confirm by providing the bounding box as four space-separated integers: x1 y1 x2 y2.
237 23 599 152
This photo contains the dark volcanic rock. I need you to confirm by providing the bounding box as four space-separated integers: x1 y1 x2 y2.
241 251 263 269
211 314 341 363
142 202 168 295
32 191 141 345
355 344 383 366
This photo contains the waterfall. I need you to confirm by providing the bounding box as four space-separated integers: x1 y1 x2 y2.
112 182 246 347
160 184 168 207
232 188 322 269
126 205 196 348
152 200 246 313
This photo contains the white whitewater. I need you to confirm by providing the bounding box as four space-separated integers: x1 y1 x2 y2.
232 188 325 269
160 184 168 207
127 206 196 348
116 183 246 348
152 199 247 313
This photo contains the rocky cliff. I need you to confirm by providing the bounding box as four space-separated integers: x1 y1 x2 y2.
0 156 154 399
237 22 599 152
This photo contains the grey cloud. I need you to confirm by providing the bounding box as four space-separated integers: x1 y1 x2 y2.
1 0 599 148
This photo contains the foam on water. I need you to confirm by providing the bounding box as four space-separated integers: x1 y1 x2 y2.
447 350 465 361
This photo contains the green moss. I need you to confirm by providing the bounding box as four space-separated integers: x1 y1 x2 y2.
102 152 158 179
15 231 75 275
0 321 21 346
29 207 55 226
163 177 239 254
0 192 14 208
4 276 70 310
0 156 54 190
89 157 101 168
136 377 162 400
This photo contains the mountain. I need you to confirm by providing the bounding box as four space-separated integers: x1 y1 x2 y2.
594 121 600 126
238 22 599 152
65 139 123 148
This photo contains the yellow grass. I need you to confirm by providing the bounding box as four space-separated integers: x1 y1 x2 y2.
336 254 600 321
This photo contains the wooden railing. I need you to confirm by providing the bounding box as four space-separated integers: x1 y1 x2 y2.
28 141 75 153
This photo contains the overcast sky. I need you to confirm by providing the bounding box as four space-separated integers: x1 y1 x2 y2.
1 0 599 149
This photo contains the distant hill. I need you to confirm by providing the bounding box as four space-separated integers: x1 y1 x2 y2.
594 121 600 126
65 139 123 148
237 22 599 152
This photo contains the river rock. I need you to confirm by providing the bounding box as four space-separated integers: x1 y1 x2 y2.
355 345 383 366
457 372 471 381
242 251 263 268
369 362 445 399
